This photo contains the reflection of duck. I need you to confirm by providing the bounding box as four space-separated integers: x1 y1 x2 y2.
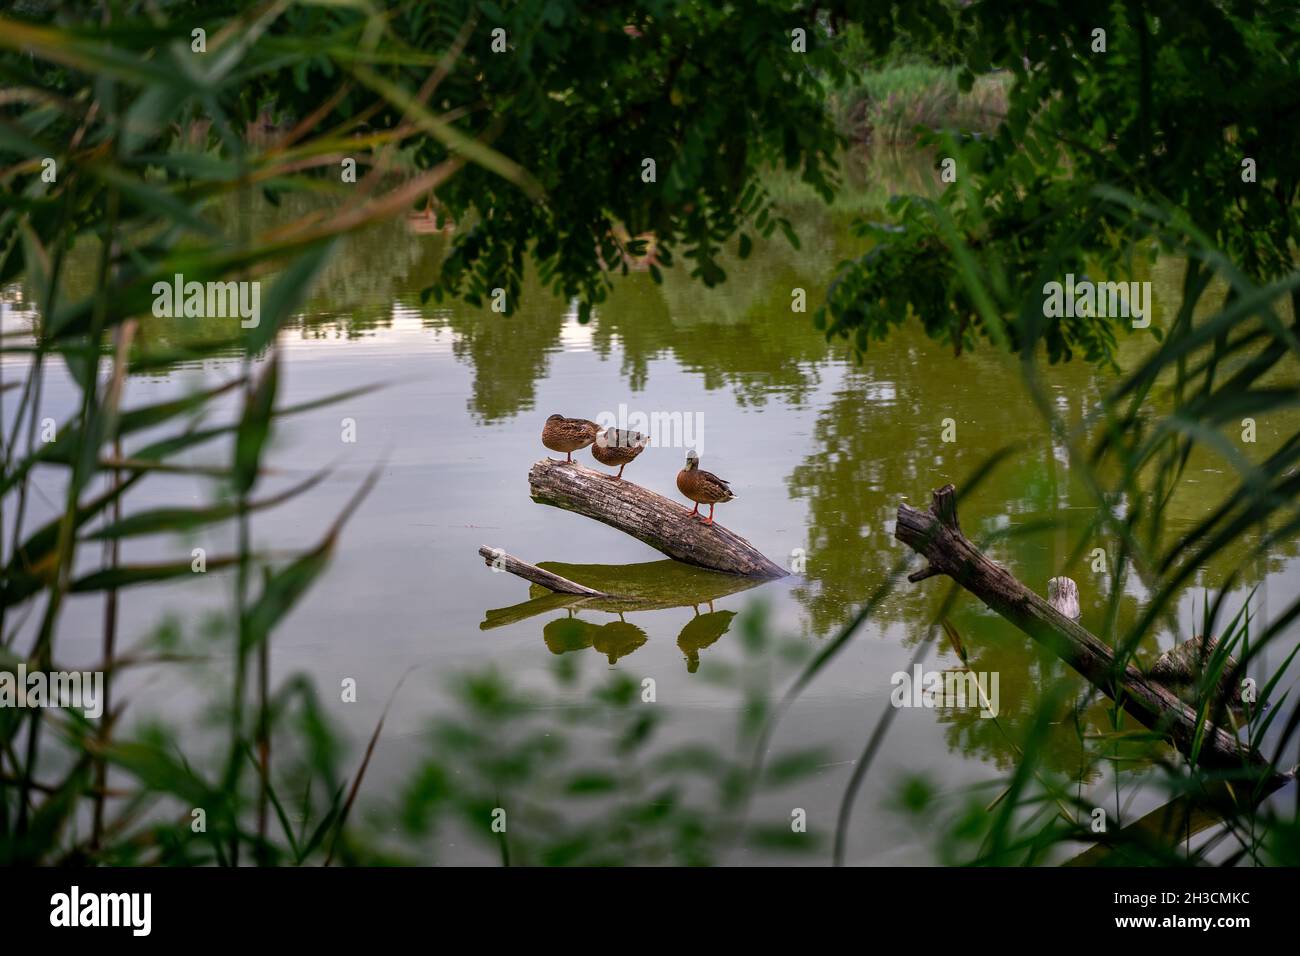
594 614 648 664
480 559 764 631
677 603 735 673
676 450 735 525
541 613 648 664
542 414 600 462
591 428 648 479
543 614 598 654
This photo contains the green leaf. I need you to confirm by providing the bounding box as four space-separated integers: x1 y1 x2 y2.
234 355 279 495
71 554 242 591
86 470 328 541
246 240 340 353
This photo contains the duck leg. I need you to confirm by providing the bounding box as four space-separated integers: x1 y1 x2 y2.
705 503 715 526
689 502 699 518
566 451 573 463
615 464 626 479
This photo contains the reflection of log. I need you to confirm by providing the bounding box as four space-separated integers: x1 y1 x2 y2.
481 592 592 630
477 546 607 596
479 558 762 630
895 484 1288 783
528 459 787 578
1064 781 1281 866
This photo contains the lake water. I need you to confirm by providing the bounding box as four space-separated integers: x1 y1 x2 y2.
5 167 1298 864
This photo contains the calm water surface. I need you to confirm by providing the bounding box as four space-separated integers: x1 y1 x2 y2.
6 173 1298 864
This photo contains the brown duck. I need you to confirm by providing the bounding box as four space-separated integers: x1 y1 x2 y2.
1146 635 1247 710
676 450 735 525
591 427 648 479
542 414 599 462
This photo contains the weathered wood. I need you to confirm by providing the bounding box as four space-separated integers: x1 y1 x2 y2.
477 546 607 596
895 484 1287 782
528 458 787 578
1047 576 1081 620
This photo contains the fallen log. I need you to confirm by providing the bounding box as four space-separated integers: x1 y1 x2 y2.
477 546 608 596
528 458 787 578
895 484 1288 783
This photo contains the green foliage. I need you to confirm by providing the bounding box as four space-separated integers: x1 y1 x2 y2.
830 61 1008 146
2 1 852 320
1 0 1296 869
819 0 1300 363
389 613 824 866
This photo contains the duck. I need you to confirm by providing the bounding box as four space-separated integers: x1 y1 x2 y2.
541 414 600 462
1146 634 1247 710
591 427 648 479
676 450 735 526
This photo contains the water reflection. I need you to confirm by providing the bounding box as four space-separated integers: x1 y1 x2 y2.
205 186 1300 780
537 606 736 671
482 560 758 668
542 614 650 665
677 606 737 673
11 157 1297 797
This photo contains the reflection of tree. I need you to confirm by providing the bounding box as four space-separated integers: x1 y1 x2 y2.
34 171 869 424
787 338 1094 637
595 267 834 408
423 190 864 419
925 612 1121 779
442 277 569 424
418 194 861 422
786 328 1300 771
38 191 450 352
787 333 1300 641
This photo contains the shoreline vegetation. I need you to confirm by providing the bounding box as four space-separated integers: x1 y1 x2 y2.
2 1 1298 870
832 62 1010 147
